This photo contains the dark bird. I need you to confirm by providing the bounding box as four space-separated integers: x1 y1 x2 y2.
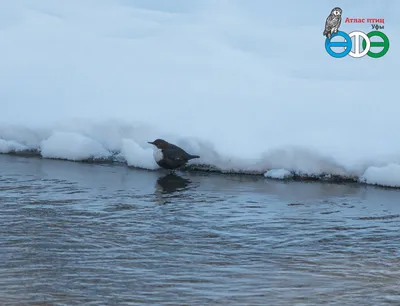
323 7 342 39
148 139 200 170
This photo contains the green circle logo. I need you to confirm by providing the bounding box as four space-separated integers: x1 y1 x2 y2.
361 31 390 58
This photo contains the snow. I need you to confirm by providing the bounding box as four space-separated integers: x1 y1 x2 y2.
264 169 293 180
0 0 400 187
121 139 159 170
0 139 28 153
361 164 400 188
41 131 111 161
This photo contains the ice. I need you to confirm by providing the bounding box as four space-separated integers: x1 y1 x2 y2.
0 0 400 187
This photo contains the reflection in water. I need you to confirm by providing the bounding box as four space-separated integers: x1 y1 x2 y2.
156 173 192 194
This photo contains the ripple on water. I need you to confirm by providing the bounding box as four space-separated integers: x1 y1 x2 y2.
0 156 400 305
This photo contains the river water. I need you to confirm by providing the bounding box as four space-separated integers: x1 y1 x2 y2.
0 154 399 305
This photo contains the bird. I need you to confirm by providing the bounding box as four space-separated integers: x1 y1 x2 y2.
323 7 342 39
148 139 200 170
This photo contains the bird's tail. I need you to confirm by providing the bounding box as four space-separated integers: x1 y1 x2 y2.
188 155 200 160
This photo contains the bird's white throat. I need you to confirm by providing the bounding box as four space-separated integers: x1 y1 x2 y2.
153 148 164 162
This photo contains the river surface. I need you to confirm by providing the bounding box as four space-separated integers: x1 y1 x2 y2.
0 154 399 305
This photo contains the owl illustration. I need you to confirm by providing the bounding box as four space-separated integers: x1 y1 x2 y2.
323 7 342 39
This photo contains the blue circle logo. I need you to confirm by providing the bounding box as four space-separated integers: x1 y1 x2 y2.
325 31 352 58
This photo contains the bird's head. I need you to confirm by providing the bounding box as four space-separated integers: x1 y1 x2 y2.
331 7 342 16
148 139 169 149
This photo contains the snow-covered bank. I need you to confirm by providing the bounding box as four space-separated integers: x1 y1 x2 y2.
1 0 399 187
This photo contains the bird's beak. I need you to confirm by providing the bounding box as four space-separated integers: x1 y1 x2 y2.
148 141 154 145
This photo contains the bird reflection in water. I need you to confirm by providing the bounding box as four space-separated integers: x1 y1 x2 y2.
156 173 192 194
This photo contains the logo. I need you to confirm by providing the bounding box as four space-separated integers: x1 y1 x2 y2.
323 7 390 59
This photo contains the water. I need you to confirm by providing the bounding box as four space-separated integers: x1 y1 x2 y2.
0 154 399 305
